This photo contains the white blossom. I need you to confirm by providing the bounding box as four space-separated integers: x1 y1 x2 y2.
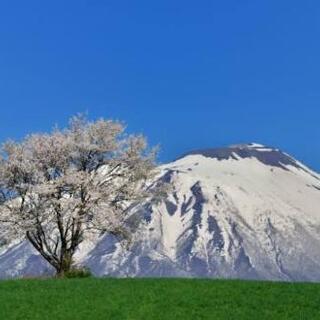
0 115 160 276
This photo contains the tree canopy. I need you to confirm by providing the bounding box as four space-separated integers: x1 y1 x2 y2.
0 115 159 276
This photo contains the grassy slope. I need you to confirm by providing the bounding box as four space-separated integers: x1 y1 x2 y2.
0 278 319 320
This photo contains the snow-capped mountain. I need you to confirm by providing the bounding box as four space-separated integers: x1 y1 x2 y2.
1 143 320 281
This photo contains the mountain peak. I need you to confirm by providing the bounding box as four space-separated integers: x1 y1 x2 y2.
181 143 302 171
229 142 268 149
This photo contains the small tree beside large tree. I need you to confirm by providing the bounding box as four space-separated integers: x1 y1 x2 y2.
0 115 158 277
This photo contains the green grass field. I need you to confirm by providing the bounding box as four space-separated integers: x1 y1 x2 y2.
0 278 319 319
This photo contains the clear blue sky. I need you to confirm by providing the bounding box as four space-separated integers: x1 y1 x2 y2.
0 1 319 170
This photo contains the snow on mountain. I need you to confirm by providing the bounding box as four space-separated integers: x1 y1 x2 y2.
1 143 320 281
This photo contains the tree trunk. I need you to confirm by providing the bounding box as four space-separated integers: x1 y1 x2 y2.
56 252 73 277
26 231 79 278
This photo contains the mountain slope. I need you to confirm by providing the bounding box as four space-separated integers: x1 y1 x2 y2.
1 143 320 281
